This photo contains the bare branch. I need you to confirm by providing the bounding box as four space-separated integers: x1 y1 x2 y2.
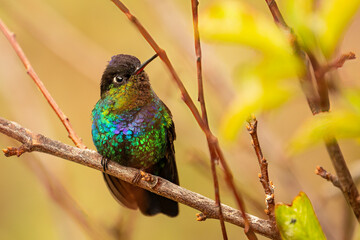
247 117 275 222
325 138 360 218
0 116 278 239
315 52 356 80
315 166 340 188
0 18 86 149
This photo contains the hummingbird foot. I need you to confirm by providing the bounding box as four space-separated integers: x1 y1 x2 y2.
132 170 158 188
101 156 109 172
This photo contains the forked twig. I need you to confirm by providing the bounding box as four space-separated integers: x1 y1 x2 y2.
314 52 356 80
315 166 340 188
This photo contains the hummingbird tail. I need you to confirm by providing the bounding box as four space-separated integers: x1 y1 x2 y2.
103 173 179 217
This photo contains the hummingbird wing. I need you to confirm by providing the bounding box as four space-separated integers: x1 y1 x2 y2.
151 118 179 216
102 173 138 210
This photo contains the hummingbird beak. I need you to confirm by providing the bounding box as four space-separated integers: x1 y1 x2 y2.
133 53 158 75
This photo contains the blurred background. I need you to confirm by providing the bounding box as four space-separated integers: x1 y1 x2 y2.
0 0 360 239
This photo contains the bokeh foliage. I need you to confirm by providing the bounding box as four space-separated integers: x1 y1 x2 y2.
200 0 360 151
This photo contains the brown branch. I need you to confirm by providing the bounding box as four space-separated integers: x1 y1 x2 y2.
0 116 278 239
110 0 255 236
264 0 360 222
190 0 228 239
263 1 321 115
0 18 86 149
307 52 330 111
324 138 360 218
264 0 288 29
315 52 356 80
247 117 275 222
315 166 340 188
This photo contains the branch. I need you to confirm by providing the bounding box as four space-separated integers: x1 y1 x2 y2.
324 138 360 217
315 166 340 188
263 0 360 222
247 117 275 222
0 116 278 239
314 52 356 80
264 1 321 115
0 18 86 149
110 0 255 235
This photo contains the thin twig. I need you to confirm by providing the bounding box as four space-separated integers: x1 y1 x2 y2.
246 117 275 222
315 166 340 188
263 0 360 222
0 19 86 149
110 0 255 234
315 52 356 80
0 116 279 239
190 0 228 239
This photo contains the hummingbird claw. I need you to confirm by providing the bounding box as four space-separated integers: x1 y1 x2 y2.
132 170 158 188
101 156 109 172
132 170 143 184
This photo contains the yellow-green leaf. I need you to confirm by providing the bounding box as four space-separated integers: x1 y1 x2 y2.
275 192 326 240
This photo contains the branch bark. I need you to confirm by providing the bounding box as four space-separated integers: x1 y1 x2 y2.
247 117 275 222
0 116 278 239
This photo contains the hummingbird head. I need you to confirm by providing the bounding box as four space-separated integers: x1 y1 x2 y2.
100 54 158 98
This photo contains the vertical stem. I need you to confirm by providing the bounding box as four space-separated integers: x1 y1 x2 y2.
191 0 227 238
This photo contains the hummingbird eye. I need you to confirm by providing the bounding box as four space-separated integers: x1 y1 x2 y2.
113 75 124 84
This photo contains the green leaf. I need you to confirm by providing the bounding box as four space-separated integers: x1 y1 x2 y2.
318 0 360 57
275 192 326 240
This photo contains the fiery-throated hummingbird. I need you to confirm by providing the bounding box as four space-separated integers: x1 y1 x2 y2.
91 54 179 216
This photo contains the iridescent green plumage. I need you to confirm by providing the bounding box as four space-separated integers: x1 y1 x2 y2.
92 54 179 216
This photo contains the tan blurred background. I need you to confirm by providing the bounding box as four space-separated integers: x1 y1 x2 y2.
0 0 360 239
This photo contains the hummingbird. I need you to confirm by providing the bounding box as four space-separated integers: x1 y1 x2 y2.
91 53 179 217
